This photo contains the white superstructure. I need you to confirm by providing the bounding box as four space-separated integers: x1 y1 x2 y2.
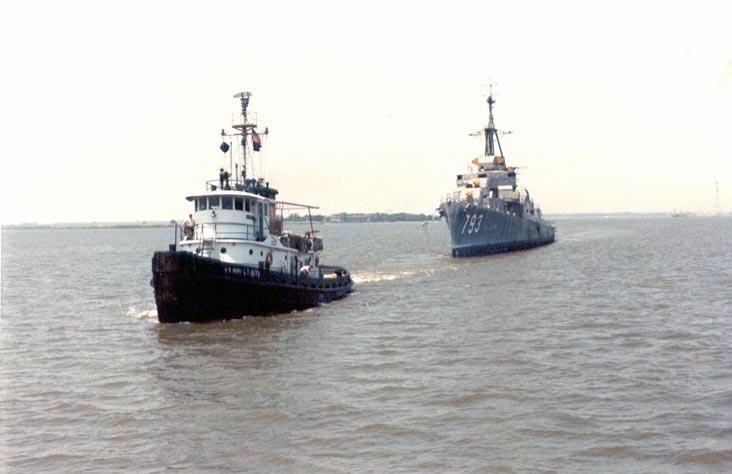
175 91 324 278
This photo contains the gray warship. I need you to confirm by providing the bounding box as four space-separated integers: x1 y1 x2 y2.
438 89 555 257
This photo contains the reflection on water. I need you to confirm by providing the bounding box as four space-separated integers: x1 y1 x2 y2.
154 311 318 348
153 313 320 397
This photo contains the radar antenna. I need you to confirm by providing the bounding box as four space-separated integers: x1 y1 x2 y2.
233 91 252 117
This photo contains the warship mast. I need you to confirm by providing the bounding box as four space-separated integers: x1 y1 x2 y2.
484 84 505 164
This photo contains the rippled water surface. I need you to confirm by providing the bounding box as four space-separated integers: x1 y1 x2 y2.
2 217 731 472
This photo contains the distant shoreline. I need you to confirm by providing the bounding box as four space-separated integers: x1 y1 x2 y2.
2 211 727 230
1 222 174 230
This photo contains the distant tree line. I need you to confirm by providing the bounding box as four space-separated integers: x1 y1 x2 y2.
283 213 327 222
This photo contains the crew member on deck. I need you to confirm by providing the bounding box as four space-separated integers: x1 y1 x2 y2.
219 168 225 189
182 214 195 240
305 232 314 251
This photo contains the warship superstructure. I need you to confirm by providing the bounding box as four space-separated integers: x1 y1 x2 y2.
438 89 555 257
151 91 353 323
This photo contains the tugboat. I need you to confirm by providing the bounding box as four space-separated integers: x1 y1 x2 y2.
152 91 353 323
438 87 555 257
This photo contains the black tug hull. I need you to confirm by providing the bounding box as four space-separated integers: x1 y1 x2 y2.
152 251 353 323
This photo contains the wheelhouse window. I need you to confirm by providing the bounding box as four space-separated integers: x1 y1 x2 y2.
197 197 207 210
209 196 220 209
222 196 233 210
245 199 251 212
235 197 244 210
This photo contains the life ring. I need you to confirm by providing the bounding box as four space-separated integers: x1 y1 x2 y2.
265 250 273 265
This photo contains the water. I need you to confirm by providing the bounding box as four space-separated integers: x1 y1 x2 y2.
1 217 731 472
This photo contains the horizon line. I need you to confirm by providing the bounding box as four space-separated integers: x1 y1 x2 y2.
3 211 730 229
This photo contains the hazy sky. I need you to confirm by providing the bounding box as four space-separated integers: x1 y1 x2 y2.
1 0 730 224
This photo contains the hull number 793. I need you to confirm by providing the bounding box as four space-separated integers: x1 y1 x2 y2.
461 213 483 234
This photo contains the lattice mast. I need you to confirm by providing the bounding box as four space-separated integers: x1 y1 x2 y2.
220 91 268 182
484 84 505 159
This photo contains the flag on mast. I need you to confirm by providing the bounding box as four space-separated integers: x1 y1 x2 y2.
252 130 262 151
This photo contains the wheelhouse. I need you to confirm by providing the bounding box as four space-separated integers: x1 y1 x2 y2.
184 190 276 243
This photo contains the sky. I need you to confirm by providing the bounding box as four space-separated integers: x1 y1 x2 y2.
1 0 730 224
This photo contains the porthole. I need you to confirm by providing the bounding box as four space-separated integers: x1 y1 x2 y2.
249 249 253 255
220 247 227 254
195 248 201 254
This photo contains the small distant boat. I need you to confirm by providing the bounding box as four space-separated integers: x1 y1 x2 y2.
151 91 353 323
671 209 685 217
